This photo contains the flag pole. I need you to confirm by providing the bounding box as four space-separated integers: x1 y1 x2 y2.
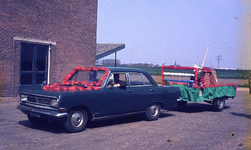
201 47 209 69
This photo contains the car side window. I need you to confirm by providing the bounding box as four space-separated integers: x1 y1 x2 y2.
129 72 153 87
143 74 153 85
107 72 127 87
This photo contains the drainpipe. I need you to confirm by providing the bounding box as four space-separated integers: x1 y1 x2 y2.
47 45 51 84
114 52 117 67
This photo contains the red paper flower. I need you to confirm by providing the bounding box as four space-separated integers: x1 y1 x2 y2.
43 66 109 92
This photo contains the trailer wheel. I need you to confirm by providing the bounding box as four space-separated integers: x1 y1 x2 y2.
177 100 187 108
213 98 225 111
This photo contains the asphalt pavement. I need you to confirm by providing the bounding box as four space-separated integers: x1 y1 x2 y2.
0 90 250 150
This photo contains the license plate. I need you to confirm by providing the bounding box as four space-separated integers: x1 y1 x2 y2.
30 112 41 118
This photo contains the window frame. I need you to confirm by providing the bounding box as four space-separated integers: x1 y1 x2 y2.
128 72 153 87
20 43 49 87
105 72 129 87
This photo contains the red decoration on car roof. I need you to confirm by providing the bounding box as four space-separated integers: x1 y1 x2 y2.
43 66 109 92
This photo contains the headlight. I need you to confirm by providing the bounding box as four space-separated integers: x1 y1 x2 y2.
50 99 59 107
19 94 27 102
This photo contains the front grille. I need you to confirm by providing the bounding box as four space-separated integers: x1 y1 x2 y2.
27 95 51 106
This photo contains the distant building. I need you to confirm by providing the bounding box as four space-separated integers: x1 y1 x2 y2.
101 59 121 66
0 1 124 97
170 61 181 67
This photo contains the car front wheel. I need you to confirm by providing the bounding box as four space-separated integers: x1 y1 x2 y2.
64 109 88 133
145 103 161 121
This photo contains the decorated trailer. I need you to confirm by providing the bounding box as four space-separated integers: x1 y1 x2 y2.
161 66 237 111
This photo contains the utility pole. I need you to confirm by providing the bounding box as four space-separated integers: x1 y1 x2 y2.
216 55 222 68
114 52 117 67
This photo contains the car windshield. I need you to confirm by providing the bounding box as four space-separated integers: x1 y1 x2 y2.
69 70 106 87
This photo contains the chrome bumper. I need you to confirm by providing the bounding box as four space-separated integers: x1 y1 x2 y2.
17 104 68 119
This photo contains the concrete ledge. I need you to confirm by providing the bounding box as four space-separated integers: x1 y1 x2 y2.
237 87 249 91
13 37 56 45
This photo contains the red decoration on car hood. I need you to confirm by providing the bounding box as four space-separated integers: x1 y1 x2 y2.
43 66 109 92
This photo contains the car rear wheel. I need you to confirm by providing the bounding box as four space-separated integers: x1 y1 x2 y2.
213 98 225 111
145 103 161 121
64 109 88 133
27 115 48 125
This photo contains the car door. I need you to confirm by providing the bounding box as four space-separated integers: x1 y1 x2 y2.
124 72 156 112
94 72 156 117
97 72 131 117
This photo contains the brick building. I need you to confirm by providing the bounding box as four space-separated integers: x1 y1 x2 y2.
0 0 98 97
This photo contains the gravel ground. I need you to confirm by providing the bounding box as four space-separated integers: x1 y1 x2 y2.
0 90 250 150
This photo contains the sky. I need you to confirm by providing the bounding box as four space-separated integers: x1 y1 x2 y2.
97 0 251 70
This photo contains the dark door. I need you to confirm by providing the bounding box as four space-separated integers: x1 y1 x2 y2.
98 73 131 116
125 72 156 112
20 43 48 88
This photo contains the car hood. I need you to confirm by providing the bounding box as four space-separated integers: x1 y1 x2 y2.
19 88 63 98
19 86 105 98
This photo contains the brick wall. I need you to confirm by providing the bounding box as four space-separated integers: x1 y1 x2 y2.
0 0 97 96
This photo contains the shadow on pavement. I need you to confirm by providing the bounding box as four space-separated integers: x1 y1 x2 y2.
17 112 174 133
87 112 174 129
230 112 251 120
18 120 65 134
159 111 175 118
87 114 144 129
168 103 231 113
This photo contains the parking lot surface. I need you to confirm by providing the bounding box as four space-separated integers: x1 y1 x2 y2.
0 90 250 150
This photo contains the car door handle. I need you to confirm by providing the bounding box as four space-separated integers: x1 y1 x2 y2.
149 89 154 92
126 90 132 93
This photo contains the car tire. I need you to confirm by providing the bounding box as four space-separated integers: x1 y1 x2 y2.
145 103 161 121
64 109 88 133
27 115 48 125
177 100 187 108
213 98 225 111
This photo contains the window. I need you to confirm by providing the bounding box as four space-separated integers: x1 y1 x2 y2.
20 43 48 86
129 72 153 86
107 73 127 87
69 70 106 86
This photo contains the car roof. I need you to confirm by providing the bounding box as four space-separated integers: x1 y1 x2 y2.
106 67 157 86
107 67 146 73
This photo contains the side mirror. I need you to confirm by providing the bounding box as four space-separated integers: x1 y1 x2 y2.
41 81 46 89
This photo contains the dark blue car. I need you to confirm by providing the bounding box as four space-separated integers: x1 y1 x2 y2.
17 67 180 133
